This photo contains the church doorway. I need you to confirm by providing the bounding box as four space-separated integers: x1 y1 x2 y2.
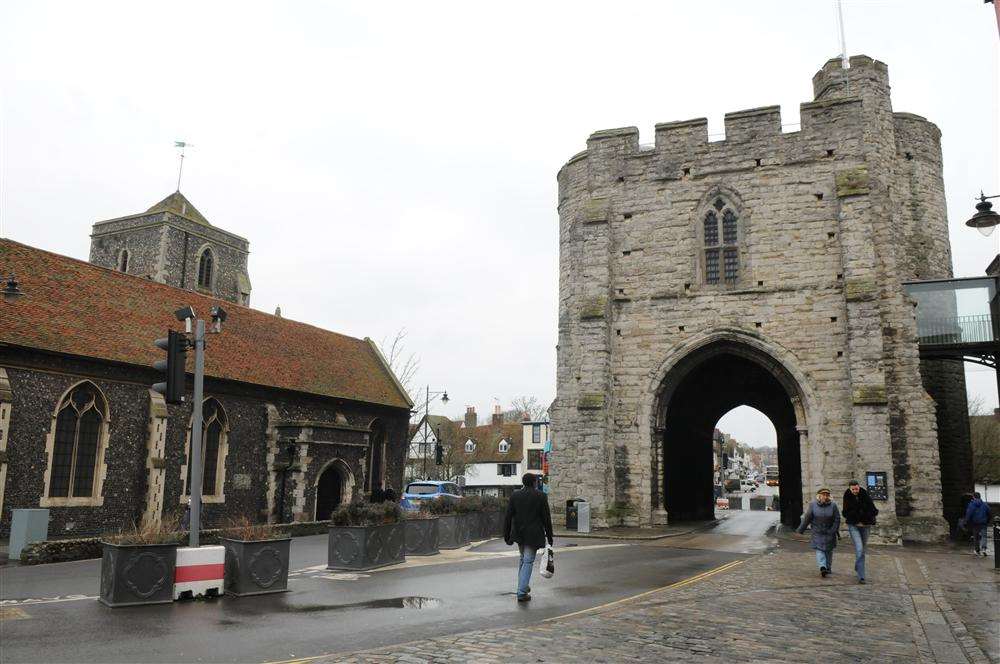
315 463 345 521
656 339 806 528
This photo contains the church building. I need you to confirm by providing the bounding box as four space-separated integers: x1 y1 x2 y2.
0 192 413 537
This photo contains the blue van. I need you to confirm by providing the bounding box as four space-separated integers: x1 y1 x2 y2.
400 480 462 511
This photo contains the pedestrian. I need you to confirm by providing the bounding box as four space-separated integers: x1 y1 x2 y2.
503 473 554 603
962 491 992 557
842 480 878 584
796 487 841 578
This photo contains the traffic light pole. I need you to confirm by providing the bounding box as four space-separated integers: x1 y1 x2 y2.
188 319 206 548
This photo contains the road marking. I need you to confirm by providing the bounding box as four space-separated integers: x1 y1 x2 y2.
0 606 32 620
543 559 745 622
0 595 97 607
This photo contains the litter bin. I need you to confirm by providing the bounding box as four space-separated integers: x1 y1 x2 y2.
577 500 591 534
565 499 579 530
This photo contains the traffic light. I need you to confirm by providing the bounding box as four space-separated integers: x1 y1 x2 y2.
153 329 187 404
435 442 443 465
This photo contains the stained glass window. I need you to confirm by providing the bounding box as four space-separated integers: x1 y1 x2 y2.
48 383 106 498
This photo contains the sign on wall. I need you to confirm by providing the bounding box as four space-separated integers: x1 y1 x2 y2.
866 471 888 501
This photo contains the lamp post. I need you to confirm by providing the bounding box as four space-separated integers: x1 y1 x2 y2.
965 192 1000 236
2 274 23 303
422 386 448 479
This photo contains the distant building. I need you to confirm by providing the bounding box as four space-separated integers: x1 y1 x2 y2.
460 406 523 497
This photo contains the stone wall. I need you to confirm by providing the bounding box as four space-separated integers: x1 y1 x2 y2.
0 350 409 537
552 56 964 541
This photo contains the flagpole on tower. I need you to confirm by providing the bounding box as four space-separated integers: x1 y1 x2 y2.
174 141 192 192
836 0 849 69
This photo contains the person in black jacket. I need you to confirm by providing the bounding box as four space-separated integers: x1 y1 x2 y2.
504 473 554 602
842 480 878 583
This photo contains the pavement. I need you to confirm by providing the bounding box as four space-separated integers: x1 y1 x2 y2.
2 511 997 664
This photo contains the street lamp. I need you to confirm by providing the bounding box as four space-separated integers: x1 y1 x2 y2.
422 387 448 479
2 274 23 303
965 192 1000 236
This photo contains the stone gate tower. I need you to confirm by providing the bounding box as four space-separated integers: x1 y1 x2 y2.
89 191 252 305
551 56 971 542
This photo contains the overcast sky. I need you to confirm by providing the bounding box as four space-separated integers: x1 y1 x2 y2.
1 1 997 448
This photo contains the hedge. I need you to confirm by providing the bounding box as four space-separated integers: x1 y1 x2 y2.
18 520 332 565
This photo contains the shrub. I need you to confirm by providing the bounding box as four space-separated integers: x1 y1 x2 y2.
480 495 505 512
331 501 401 527
460 495 484 513
221 516 285 541
419 496 461 516
102 513 184 546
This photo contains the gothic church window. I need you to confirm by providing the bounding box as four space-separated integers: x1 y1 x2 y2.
46 382 107 499
367 420 386 492
118 250 129 273
184 398 228 498
703 197 741 284
197 249 214 289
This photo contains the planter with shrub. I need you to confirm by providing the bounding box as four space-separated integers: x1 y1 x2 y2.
403 511 439 557
220 517 291 597
481 495 505 538
328 502 405 571
99 518 183 608
459 496 486 541
420 497 469 549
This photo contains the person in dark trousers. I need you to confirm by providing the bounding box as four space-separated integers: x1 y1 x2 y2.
962 492 992 557
796 487 841 577
842 480 878 583
504 473 554 602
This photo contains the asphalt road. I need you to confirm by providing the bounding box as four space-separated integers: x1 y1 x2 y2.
0 517 769 664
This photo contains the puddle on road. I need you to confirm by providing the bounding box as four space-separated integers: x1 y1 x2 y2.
287 596 442 613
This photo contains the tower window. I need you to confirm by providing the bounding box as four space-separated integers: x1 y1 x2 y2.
702 197 741 284
197 249 214 289
118 250 129 273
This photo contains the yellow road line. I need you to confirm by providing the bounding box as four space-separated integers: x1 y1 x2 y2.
543 558 745 622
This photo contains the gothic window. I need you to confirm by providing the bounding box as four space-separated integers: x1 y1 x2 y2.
184 398 228 498
118 250 130 273
46 382 107 499
367 420 386 492
703 197 741 284
197 249 214 289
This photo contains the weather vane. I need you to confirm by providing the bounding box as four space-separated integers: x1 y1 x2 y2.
174 141 193 192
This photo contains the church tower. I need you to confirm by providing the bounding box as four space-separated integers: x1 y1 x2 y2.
89 192 252 305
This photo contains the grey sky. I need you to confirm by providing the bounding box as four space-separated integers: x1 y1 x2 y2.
1 1 997 448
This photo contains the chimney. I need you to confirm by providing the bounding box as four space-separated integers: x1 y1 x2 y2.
492 404 503 426
465 406 477 429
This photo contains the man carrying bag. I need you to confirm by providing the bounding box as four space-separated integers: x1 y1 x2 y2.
504 473 554 602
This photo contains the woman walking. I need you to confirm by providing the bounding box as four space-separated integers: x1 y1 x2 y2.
796 488 841 577
842 480 878 583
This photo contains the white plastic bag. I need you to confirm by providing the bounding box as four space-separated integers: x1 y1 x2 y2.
538 545 554 578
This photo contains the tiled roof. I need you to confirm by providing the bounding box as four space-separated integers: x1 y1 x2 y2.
0 239 412 410
456 421 523 464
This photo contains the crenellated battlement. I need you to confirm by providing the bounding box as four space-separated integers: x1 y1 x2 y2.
812 54 889 101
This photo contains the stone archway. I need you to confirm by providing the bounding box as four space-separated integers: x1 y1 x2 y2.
650 333 812 527
315 460 353 521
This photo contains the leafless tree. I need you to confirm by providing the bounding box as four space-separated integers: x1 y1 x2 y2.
502 395 547 422
969 397 1000 483
377 328 419 415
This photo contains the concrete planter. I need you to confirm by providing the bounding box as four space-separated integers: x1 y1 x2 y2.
221 537 291 596
483 510 503 538
99 542 178 608
464 512 486 541
749 497 767 511
328 522 405 571
403 518 439 556
436 514 470 549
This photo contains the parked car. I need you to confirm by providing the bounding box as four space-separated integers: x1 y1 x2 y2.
400 480 462 511
739 479 757 493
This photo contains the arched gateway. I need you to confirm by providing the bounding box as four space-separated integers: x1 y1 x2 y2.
549 56 971 542
652 334 808 527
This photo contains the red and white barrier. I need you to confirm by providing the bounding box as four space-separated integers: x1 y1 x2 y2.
174 545 224 600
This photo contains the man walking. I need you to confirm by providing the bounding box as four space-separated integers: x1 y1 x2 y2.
963 492 992 557
842 480 878 584
504 473 554 602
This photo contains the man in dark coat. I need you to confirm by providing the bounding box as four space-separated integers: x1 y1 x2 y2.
963 492 992 557
504 473 554 602
842 480 879 583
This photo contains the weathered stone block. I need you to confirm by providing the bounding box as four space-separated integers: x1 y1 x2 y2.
844 278 878 302
577 394 605 410
836 167 870 197
853 384 887 405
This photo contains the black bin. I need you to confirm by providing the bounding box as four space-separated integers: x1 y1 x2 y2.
566 499 583 530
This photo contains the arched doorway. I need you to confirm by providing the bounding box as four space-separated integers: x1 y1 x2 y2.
316 464 344 521
655 338 806 527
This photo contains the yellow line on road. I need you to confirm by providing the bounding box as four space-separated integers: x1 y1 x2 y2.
543 558 745 622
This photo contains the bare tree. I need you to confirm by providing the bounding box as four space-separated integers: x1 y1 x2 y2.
377 328 419 415
502 395 547 422
969 397 1000 483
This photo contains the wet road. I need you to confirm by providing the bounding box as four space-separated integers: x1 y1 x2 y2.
0 516 774 664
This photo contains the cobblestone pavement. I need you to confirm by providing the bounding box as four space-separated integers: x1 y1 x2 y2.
311 545 999 664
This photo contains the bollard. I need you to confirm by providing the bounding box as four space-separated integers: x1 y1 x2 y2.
994 520 999 570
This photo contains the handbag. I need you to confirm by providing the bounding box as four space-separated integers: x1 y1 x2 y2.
538 545 554 578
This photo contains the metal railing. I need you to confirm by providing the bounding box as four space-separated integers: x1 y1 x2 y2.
916 314 996 346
